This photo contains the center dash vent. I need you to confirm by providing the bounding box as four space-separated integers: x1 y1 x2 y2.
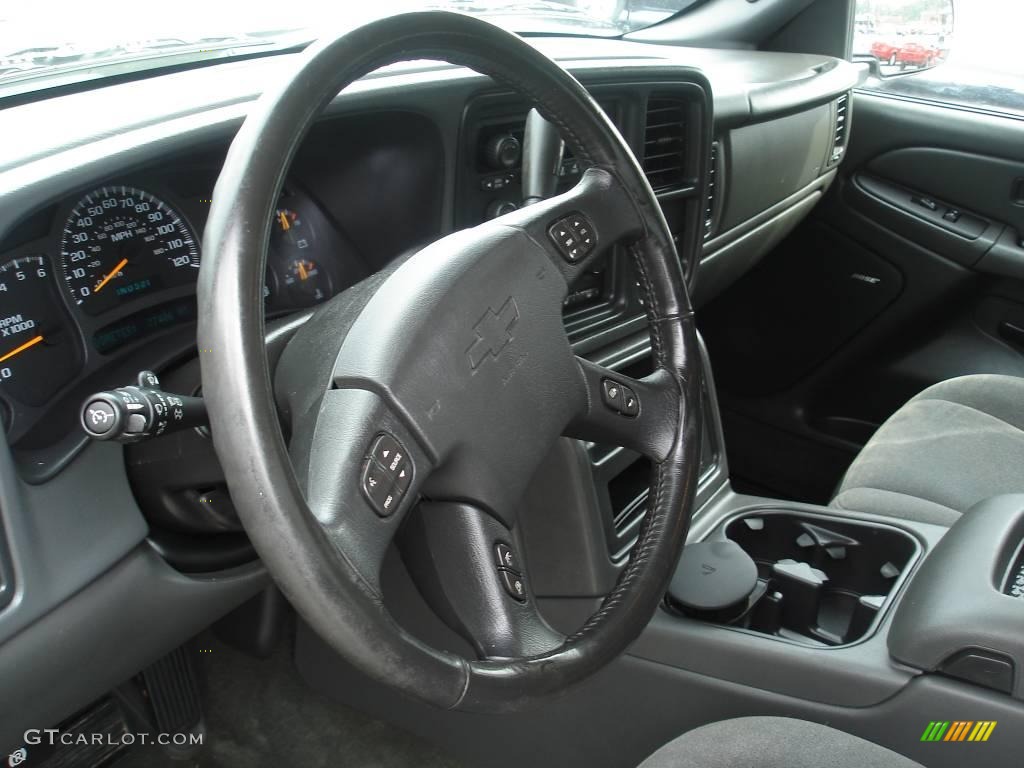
829 93 850 166
643 97 687 192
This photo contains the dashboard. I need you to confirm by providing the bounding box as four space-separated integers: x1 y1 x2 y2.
0 111 444 460
0 30 863 750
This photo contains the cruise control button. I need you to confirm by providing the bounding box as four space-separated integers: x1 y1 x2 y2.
601 378 624 411
495 542 516 570
620 385 639 417
499 569 527 602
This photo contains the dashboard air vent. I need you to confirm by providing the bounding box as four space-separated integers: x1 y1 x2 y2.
643 98 687 192
704 140 720 240
829 93 850 166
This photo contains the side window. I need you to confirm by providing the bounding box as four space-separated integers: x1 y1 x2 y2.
852 0 1024 118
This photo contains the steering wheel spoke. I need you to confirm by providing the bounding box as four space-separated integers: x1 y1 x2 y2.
400 501 564 659
566 356 679 461
299 387 430 593
500 167 644 285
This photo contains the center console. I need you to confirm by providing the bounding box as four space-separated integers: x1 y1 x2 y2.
888 495 1024 699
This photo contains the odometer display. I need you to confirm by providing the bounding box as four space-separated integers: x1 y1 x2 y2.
60 186 199 316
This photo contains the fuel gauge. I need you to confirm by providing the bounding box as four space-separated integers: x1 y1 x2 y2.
284 258 332 307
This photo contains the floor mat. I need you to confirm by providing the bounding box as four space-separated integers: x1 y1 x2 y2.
115 632 464 768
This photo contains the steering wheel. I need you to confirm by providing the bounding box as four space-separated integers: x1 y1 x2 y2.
198 11 704 713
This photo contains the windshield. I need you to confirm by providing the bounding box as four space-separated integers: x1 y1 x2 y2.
0 0 699 94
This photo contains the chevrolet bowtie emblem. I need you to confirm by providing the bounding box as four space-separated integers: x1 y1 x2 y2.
466 297 519 371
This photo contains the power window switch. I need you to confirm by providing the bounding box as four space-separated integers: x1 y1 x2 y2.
943 208 962 223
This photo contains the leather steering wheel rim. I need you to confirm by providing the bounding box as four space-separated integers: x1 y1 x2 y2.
198 11 704 713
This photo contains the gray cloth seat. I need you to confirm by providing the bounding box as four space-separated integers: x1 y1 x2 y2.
831 374 1024 526
639 716 923 768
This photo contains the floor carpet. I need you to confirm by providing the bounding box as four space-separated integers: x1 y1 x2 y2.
114 632 464 768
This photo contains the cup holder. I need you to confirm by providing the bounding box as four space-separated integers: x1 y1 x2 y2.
667 510 921 646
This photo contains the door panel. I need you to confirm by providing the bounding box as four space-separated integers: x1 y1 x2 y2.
701 90 1024 501
867 147 1024 234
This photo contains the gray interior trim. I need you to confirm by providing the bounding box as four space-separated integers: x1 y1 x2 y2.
847 91 1024 171
624 491 948 708
888 494 1024 700
0 439 147 643
295 622 1023 768
696 189 823 306
627 0 817 48
703 170 836 254
0 544 265 749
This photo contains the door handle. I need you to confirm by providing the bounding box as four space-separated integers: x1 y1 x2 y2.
1012 178 1024 207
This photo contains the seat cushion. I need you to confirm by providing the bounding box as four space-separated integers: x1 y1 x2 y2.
832 374 1024 525
638 716 923 768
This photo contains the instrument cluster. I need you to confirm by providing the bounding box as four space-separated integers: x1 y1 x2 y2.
0 175 367 444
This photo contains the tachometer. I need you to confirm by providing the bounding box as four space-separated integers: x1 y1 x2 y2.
60 186 199 315
0 256 81 406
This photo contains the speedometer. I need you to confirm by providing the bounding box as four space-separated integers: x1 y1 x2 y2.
60 186 199 315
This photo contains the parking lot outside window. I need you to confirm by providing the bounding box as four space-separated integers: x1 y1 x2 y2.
853 0 1024 118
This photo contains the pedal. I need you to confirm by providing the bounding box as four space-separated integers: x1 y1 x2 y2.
137 644 204 758
4 645 204 768
6 697 129 768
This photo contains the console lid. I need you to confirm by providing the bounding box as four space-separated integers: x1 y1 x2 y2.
889 494 1024 698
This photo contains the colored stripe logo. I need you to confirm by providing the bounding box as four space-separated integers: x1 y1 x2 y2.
921 721 997 742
